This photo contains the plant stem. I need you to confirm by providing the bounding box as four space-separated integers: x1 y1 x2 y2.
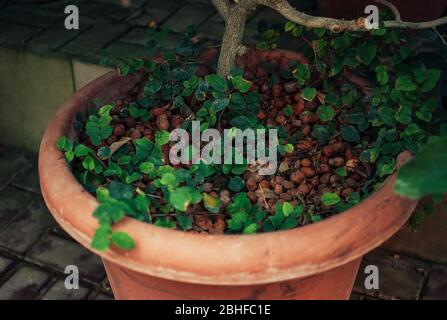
216 11 249 76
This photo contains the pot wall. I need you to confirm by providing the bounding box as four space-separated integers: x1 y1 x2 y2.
318 0 447 22
103 258 362 300
39 59 418 301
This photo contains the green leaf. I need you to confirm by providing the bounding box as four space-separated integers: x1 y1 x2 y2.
232 75 252 93
125 172 142 184
134 138 153 160
357 42 377 65
285 21 296 32
56 136 72 151
402 123 420 137
74 144 92 157
97 146 111 159
420 69 441 92
282 202 294 217
395 106 412 125
280 217 298 230
294 64 310 85
342 125 360 143
394 136 447 199
395 74 417 92
108 181 133 200
375 65 388 85
155 130 170 145
321 193 341 206
111 232 135 250
144 79 162 95
203 193 222 213
317 105 335 121
243 223 258 234
206 74 228 92
139 162 157 177
82 156 95 171
377 162 395 177
228 176 245 192
301 87 317 101
379 107 396 126
336 167 347 177
312 125 329 145
169 186 202 212
91 224 112 251
176 213 193 230
135 194 149 213
228 211 249 232
211 97 230 112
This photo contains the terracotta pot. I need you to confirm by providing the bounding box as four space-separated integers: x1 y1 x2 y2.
39 64 418 300
318 0 447 22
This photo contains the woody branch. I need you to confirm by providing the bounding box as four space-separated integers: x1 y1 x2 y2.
211 0 447 76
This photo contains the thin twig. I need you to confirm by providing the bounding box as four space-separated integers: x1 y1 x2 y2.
376 0 401 21
433 27 447 46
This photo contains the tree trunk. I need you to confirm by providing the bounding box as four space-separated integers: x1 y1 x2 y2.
217 12 248 76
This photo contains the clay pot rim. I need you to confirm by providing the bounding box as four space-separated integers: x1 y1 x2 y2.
39 68 417 286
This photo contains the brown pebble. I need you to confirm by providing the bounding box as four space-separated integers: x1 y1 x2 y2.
342 188 354 198
319 163 331 174
283 180 294 190
328 157 345 167
113 123 126 137
210 217 226 234
247 191 257 203
302 125 311 136
203 182 213 193
126 117 136 128
259 180 270 189
301 158 312 167
280 193 293 201
156 114 169 130
330 174 341 185
107 135 118 144
283 81 299 93
344 178 357 188
297 183 310 194
246 179 258 191
272 84 282 97
320 173 331 185
131 129 142 140
301 112 318 124
219 190 231 205
302 167 316 178
296 140 314 151
290 171 306 184
323 142 345 157
276 114 286 125
274 184 283 195
310 176 319 188
304 101 317 111
279 161 289 173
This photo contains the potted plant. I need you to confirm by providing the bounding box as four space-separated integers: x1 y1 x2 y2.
39 0 447 299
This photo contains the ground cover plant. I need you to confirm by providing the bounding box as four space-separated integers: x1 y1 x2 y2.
56 1 447 251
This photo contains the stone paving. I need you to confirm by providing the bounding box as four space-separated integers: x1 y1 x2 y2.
0 0 447 300
0 145 446 300
0 0 317 64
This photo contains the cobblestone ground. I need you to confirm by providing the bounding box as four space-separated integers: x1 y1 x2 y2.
0 0 318 63
0 0 447 300
0 145 446 300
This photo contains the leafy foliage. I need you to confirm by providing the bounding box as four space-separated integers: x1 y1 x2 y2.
57 13 446 251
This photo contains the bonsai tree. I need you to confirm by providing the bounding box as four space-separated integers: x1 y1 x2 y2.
211 0 447 75
55 0 447 251
209 0 447 202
